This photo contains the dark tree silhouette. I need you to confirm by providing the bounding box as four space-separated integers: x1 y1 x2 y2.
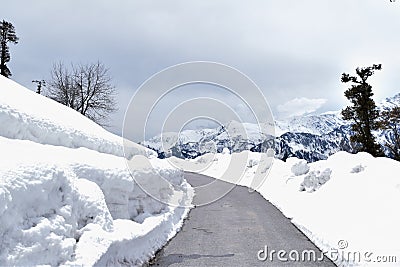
0 20 19 77
341 64 384 157
379 106 400 161
32 79 46 94
47 61 117 126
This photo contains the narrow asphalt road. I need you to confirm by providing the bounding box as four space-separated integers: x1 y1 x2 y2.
149 172 335 267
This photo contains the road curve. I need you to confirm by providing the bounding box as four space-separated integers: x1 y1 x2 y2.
149 172 335 267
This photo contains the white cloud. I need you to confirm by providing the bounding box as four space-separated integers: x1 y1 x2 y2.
3 0 400 136
277 97 327 118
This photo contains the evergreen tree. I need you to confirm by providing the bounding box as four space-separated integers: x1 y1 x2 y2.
0 20 19 78
341 64 384 157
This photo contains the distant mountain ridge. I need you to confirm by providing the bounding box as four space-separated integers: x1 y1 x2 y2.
142 94 400 162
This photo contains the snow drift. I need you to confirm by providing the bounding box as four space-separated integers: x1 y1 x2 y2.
179 151 400 266
0 76 193 266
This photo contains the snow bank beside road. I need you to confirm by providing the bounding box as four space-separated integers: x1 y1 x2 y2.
185 151 400 266
0 76 193 266
0 135 193 266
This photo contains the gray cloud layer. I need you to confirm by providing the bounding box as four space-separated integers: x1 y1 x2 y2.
3 0 400 139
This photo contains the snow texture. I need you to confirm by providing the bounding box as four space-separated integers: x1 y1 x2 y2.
0 76 193 266
0 76 155 160
179 151 400 267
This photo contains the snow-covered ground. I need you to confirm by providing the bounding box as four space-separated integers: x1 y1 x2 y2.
2 75 399 267
172 151 400 266
0 76 193 266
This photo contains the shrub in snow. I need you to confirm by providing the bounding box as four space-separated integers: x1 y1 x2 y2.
291 159 310 176
299 168 332 192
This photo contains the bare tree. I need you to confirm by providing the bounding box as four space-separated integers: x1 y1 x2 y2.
47 61 117 126
47 62 79 109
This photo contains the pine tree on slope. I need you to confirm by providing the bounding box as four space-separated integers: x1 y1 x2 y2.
341 64 384 157
0 20 19 78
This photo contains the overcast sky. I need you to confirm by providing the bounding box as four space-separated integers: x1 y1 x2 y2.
2 0 400 140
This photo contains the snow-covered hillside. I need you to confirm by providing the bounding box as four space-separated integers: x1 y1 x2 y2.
0 77 155 160
143 94 400 162
173 151 400 266
0 76 193 266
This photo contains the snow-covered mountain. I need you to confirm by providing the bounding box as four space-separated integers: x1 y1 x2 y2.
143 94 400 162
275 111 347 136
380 93 400 111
